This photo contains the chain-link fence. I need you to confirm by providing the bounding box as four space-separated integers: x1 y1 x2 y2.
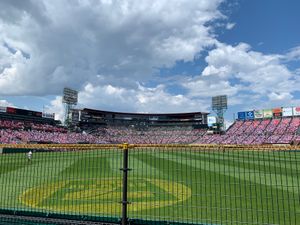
0 145 299 225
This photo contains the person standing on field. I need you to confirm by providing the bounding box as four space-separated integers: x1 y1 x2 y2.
27 150 32 162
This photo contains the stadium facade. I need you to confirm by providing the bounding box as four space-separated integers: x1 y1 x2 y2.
0 106 56 125
72 108 209 129
3 104 300 145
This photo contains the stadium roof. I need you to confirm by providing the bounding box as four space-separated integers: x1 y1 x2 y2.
83 108 209 117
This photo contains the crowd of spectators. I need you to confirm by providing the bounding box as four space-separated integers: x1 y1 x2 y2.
2 117 300 145
0 119 108 144
0 120 24 129
0 119 207 144
196 117 300 145
95 127 207 144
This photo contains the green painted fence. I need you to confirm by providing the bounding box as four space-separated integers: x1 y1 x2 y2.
0 146 299 225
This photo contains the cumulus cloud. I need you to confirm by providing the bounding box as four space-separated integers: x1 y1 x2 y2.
183 77 240 98
44 96 65 121
0 99 14 107
182 42 299 110
78 82 209 113
0 0 224 96
1 0 300 119
44 81 210 122
285 46 300 61
268 92 293 101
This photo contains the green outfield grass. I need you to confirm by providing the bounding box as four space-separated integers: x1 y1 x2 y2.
0 148 299 225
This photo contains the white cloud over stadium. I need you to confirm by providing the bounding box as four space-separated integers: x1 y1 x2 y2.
0 0 300 119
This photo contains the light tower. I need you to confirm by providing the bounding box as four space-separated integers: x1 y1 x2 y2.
62 87 78 126
212 95 227 131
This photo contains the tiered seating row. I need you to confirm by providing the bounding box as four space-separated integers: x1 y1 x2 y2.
196 117 300 145
2 117 300 145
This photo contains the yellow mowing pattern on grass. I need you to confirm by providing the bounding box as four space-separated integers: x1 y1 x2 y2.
19 178 191 214
19 181 67 207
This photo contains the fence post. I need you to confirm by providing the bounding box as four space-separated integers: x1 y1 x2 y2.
121 143 130 225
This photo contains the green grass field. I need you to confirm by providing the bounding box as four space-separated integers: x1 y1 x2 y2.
0 148 299 225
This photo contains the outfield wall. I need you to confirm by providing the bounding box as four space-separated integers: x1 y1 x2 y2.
0 143 297 152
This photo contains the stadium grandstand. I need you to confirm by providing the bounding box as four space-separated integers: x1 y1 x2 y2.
74 108 209 144
195 107 300 145
0 106 209 144
0 107 107 144
2 105 300 145
1 105 300 225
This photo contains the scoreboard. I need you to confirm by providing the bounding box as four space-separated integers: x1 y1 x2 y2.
6 107 43 118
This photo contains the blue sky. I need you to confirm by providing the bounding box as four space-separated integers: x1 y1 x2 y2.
220 0 300 53
0 0 300 124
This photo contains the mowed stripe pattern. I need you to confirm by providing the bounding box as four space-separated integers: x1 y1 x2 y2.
0 148 299 225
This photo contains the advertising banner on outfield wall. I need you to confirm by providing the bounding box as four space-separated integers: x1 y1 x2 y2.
0 106 6 113
237 112 246 120
263 109 273 118
254 110 264 119
282 107 293 117
293 107 300 116
245 111 254 120
272 108 282 117
207 116 217 126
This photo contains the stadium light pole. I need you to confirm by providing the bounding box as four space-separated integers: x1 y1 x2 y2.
212 95 228 132
62 88 78 127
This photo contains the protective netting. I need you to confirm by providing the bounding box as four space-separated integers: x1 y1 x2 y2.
0 145 299 225
0 214 115 225
0 147 122 224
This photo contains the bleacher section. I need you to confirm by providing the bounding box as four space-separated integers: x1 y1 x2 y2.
2 106 300 145
3 116 300 145
0 118 208 144
3 117 300 145
0 119 108 144
195 117 300 145
98 127 207 144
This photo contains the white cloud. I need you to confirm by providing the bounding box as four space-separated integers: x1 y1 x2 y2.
1 0 299 119
285 46 300 61
183 76 240 98
180 42 300 112
0 99 14 107
0 0 224 96
45 96 64 121
225 22 235 30
268 92 293 101
78 82 209 113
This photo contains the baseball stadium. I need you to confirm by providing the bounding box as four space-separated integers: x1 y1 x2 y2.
0 94 300 225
